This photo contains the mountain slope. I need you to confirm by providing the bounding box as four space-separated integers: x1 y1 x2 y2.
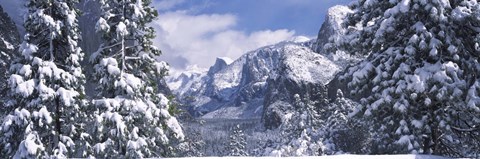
0 5 20 58
262 42 337 128
0 5 21 106
0 5 21 122
168 39 345 121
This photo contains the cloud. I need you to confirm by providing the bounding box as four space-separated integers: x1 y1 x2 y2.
151 10 295 70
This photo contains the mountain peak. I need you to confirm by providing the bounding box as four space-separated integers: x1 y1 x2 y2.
313 5 353 54
289 36 311 43
217 57 233 65
327 5 353 31
208 57 233 75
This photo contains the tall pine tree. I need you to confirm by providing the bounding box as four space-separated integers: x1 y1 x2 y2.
270 94 323 156
322 90 369 154
89 0 184 158
0 0 88 158
333 0 480 157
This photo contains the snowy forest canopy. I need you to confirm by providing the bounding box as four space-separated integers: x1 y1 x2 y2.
0 0 479 158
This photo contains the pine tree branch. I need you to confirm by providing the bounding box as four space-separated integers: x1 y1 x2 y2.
451 126 479 132
101 42 122 51
90 42 122 62
468 23 480 33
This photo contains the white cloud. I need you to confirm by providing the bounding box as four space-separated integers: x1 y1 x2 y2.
151 11 295 70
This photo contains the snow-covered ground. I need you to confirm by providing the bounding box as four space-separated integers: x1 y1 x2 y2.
167 155 451 159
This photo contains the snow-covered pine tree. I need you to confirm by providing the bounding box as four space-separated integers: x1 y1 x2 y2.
334 0 480 157
270 94 322 156
0 41 13 119
228 124 248 156
322 89 368 154
176 130 205 157
89 0 184 158
0 0 89 158
288 94 322 156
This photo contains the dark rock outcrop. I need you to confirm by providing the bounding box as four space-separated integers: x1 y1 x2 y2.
208 57 232 76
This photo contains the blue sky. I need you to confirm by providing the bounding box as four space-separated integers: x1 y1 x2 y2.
156 0 352 36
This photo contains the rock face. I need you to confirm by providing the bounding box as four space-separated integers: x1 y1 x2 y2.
0 5 21 89
313 5 353 54
0 5 20 56
310 5 369 103
260 42 341 129
208 57 233 76
317 6 369 103
0 5 21 110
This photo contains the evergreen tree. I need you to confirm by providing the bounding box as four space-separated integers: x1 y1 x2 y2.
333 0 480 157
289 94 322 156
0 0 89 158
176 130 205 157
322 89 369 155
90 0 184 158
228 124 248 156
0 42 13 119
271 94 323 156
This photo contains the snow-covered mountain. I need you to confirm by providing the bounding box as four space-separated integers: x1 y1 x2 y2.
261 41 339 128
0 5 21 89
167 5 356 125
167 39 348 121
0 5 20 57
313 5 353 54
0 5 21 118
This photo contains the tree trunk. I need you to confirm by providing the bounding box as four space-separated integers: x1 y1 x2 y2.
55 97 62 151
